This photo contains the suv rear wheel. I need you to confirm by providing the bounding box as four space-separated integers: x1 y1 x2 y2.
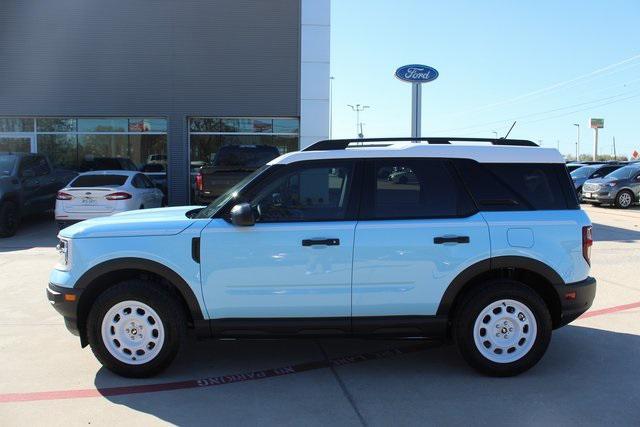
453 280 552 376
86 280 186 378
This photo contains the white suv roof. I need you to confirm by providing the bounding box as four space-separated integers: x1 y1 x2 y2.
270 138 565 165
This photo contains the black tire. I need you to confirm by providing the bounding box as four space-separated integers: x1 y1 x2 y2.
86 280 186 378
0 201 20 238
453 280 552 377
614 190 634 209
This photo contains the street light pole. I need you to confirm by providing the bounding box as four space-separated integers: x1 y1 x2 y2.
347 104 370 139
573 123 580 161
329 76 335 139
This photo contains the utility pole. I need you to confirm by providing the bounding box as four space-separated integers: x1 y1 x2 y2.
347 104 369 139
573 123 580 161
613 136 617 159
359 123 365 139
329 76 335 139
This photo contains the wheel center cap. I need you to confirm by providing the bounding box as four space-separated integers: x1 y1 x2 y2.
131 328 137 335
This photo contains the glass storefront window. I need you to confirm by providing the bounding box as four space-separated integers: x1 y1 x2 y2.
37 135 78 169
0 118 34 132
36 118 77 132
190 118 221 133
0 137 31 152
128 118 167 133
273 119 299 134
77 118 128 132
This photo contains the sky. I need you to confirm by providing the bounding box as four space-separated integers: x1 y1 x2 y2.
330 0 640 158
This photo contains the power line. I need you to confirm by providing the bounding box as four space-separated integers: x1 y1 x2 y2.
434 52 640 118
432 88 640 133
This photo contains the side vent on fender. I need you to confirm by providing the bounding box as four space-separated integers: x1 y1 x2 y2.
192 237 200 264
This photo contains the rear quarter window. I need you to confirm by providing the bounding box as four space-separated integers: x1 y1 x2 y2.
70 175 128 187
454 160 578 211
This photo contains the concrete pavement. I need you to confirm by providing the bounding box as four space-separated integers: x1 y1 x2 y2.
0 205 638 426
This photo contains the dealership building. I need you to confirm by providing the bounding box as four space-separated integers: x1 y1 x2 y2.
0 0 330 205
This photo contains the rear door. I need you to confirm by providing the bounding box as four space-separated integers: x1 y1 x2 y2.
352 158 490 319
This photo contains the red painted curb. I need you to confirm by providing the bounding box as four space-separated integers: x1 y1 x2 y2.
579 301 640 319
0 343 433 404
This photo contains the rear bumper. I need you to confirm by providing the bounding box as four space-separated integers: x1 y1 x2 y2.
46 283 82 336
554 276 596 328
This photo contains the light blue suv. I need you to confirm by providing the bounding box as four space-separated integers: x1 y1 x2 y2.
48 137 596 378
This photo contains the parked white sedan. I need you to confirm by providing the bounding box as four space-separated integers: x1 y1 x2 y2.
55 170 164 229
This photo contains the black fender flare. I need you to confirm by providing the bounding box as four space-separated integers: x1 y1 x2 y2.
436 256 564 316
74 257 205 321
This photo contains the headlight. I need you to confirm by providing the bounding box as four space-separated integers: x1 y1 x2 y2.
56 238 71 271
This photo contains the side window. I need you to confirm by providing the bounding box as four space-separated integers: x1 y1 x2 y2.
141 174 155 188
598 166 617 177
368 159 474 219
250 163 354 222
455 160 573 210
132 175 145 189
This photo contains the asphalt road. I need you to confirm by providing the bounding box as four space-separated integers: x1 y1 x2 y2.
0 205 639 426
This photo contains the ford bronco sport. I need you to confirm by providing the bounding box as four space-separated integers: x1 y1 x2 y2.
48 137 596 378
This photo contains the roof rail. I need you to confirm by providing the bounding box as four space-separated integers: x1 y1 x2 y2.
302 137 538 151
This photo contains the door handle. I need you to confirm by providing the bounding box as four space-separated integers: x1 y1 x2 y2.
302 238 340 247
434 236 470 244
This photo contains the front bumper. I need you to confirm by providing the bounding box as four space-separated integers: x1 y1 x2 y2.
46 283 82 336
582 189 615 204
554 276 596 328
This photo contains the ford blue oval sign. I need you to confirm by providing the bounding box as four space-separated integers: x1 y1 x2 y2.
395 64 439 83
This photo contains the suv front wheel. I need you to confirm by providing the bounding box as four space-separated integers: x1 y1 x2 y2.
86 280 186 378
454 280 552 377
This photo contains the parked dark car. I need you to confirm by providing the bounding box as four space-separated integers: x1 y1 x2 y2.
570 163 624 200
194 145 280 204
582 164 640 208
0 152 77 237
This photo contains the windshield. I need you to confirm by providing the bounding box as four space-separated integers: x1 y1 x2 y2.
570 165 598 179
606 165 640 180
195 164 271 218
0 155 16 175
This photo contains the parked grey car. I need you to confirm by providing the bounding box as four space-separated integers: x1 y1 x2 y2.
582 164 640 208
0 152 77 236
570 163 624 200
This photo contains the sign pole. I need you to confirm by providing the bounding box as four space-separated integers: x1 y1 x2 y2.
395 64 438 141
411 83 422 139
593 127 598 161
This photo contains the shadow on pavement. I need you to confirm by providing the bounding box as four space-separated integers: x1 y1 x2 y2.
94 325 640 425
592 222 640 242
0 213 58 251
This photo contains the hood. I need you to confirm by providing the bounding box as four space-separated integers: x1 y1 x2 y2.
59 206 206 239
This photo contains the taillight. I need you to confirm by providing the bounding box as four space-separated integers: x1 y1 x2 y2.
582 226 593 265
56 191 73 200
105 192 132 200
195 173 203 191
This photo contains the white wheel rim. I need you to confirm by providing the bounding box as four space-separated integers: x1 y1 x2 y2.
473 299 537 364
101 300 165 365
619 192 631 207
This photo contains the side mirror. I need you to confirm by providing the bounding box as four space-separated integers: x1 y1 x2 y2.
230 203 255 226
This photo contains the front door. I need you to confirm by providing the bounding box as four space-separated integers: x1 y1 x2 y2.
200 160 360 327
352 158 490 319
